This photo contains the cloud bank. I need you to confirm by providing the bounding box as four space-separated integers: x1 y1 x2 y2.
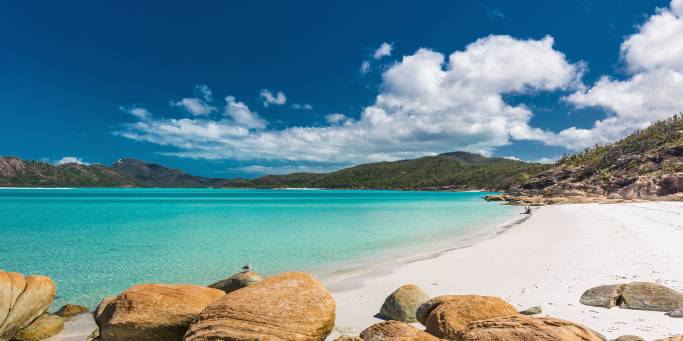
115 1 683 164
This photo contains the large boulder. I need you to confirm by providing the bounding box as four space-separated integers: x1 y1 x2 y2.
455 315 604 341
184 272 335 341
95 284 224 341
54 304 89 319
580 284 625 308
666 308 683 317
360 321 439 341
658 173 683 196
421 295 518 338
208 271 264 294
11 313 64 340
379 285 430 323
416 295 456 325
0 270 56 341
655 337 683 341
620 282 683 312
614 336 646 341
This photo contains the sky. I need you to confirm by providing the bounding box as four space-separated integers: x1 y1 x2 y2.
2 0 682 178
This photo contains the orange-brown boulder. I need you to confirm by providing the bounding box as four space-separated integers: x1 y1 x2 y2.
0 270 56 341
95 284 224 341
184 272 335 341
422 295 518 338
455 315 604 341
360 320 439 341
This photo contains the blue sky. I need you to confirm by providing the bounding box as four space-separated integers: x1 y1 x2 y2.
2 0 682 177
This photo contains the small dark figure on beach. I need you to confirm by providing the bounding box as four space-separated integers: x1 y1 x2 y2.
242 262 252 272
521 205 531 214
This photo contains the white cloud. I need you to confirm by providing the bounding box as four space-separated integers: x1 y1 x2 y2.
558 0 683 150
292 103 314 110
325 113 348 125
55 157 89 166
117 35 584 163
373 42 393 60
259 89 287 107
224 96 267 129
120 106 152 120
503 156 521 161
171 84 216 116
234 164 339 175
360 60 371 74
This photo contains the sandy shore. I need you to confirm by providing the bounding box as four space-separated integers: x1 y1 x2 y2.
52 202 683 340
327 201 683 339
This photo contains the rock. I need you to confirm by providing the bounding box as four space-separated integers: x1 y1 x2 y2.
619 176 659 199
607 193 623 200
658 173 683 196
184 272 335 341
519 306 542 315
379 285 430 323
422 295 518 338
416 295 457 325
95 284 224 341
614 336 646 341
456 315 604 341
359 321 439 341
11 313 64 340
208 271 264 294
54 304 89 318
580 284 625 308
666 308 683 318
87 328 100 341
484 195 506 202
0 270 56 341
334 336 363 341
93 296 115 329
620 282 683 311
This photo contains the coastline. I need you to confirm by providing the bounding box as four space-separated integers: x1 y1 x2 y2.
48 201 683 340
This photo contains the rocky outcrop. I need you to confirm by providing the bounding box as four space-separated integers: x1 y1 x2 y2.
11 313 64 340
519 306 542 315
420 295 518 338
580 282 683 312
0 271 56 341
580 284 625 308
334 336 363 341
208 271 264 294
655 337 683 341
620 282 683 312
184 272 335 341
360 321 439 341
54 304 89 319
666 308 683 318
95 284 224 341
658 173 683 195
379 285 430 323
455 315 604 341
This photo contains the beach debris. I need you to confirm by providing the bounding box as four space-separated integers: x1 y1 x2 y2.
184 272 335 341
665 308 683 318
11 312 64 340
417 295 518 338
208 271 264 294
580 284 626 308
379 284 430 323
519 306 543 315
456 315 604 341
94 284 224 341
614 335 646 341
360 320 439 341
54 303 89 318
0 270 56 341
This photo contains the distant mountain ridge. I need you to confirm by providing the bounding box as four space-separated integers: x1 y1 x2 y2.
0 152 549 190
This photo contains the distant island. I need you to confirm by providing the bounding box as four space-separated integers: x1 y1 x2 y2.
0 151 549 191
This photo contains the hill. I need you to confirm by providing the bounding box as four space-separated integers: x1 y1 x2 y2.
0 152 549 190
506 114 683 203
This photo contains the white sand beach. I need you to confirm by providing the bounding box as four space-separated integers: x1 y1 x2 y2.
327 201 683 340
51 201 683 340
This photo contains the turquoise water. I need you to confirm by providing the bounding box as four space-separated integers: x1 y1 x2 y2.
0 188 516 308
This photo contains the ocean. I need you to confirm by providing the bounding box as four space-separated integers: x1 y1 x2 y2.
0 188 517 308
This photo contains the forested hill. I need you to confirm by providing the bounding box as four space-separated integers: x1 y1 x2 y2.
0 152 549 190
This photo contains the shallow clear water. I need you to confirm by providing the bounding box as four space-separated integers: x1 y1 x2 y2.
0 188 516 308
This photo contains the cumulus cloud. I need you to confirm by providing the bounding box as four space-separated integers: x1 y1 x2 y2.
120 106 152 120
116 35 585 163
360 60 371 74
171 84 216 116
55 157 89 165
373 42 393 60
259 89 287 107
325 113 348 125
558 0 683 149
